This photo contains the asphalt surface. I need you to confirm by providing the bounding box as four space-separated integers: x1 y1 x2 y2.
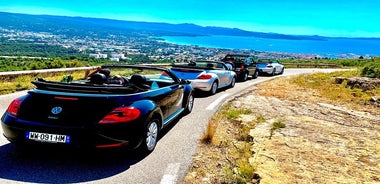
0 68 343 184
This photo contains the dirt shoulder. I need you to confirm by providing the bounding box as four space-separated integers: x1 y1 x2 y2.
183 76 380 183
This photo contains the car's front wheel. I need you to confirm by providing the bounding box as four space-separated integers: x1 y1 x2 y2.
184 92 194 114
279 68 284 75
229 77 236 88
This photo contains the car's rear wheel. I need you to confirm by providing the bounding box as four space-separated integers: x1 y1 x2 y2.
140 118 160 153
209 81 218 95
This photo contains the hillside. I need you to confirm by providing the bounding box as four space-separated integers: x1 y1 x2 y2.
0 12 325 40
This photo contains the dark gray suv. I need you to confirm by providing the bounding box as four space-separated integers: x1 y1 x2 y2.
221 54 258 81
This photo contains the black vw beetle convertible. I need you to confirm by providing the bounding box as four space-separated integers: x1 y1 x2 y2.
1 65 194 154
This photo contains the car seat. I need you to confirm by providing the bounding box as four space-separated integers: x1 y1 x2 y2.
206 63 214 68
130 74 150 90
89 73 107 84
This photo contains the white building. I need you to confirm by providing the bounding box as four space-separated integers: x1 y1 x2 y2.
89 53 108 59
110 57 120 62
111 53 125 59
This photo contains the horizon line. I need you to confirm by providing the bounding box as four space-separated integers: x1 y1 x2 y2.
1 11 380 39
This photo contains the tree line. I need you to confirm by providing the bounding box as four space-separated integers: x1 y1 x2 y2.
0 54 162 72
0 41 83 58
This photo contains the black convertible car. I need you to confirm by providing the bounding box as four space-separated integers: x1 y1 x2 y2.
1 65 194 153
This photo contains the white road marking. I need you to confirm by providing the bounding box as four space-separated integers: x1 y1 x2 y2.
206 93 229 110
160 163 181 184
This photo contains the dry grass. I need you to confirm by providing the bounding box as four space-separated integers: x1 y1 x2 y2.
257 70 380 114
0 71 88 95
186 104 264 184
200 117 218 145
183 70 380 184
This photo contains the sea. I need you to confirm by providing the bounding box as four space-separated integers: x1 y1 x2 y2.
160 35 380 58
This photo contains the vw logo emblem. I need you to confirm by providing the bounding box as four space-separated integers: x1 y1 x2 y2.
51 106 63 115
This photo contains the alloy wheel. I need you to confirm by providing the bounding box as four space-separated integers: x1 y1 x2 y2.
184 93 194 114
210 81 218 95
230 77 236 88
145 120 159 151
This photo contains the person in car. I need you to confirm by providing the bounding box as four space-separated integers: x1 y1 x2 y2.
87 67 126 85
224 58 235 70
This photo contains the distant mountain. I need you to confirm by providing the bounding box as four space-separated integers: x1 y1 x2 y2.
0 11 330 41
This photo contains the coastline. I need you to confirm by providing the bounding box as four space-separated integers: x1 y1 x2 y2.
158 35 380 58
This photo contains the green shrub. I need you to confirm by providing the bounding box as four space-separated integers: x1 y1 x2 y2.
361 61 380 78
61 75 74 83
227 109 252 119
270 121 286 138
272 121 286 130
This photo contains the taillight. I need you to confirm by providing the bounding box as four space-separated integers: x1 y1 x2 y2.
267 65 273 68
98 107 141 124
197 74 212 79
54 96 79 101
7 98 22 116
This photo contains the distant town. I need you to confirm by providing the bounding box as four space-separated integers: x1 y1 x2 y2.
0 26 326 63
2 12 377 62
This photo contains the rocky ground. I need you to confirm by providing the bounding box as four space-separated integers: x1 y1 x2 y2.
183 76 380 184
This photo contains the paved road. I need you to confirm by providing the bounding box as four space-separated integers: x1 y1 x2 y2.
0 68 343 184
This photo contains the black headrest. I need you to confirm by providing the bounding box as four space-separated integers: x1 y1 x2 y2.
90 73 107 84
206 63 214 68
130 74 147 84
98 68 110 76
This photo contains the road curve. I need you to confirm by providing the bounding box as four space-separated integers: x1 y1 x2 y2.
0 68 344 184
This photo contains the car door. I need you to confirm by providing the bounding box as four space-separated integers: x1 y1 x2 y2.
157 73 184 123
167 83 184 118
215 63 231 87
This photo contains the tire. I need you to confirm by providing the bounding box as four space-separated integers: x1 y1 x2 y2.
183 92 194 114
252 70 259 79
279 68 284 75
139 118 160 153
209 81 218 95
241 72 248 81
271 69 276 76
229 77 236 88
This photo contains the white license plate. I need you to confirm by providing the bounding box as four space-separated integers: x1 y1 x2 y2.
26 131 70 143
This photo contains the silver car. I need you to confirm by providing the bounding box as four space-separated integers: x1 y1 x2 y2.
256 59 285 76
170 61 236 95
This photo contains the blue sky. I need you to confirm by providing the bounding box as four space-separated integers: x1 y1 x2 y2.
1 0 379 38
